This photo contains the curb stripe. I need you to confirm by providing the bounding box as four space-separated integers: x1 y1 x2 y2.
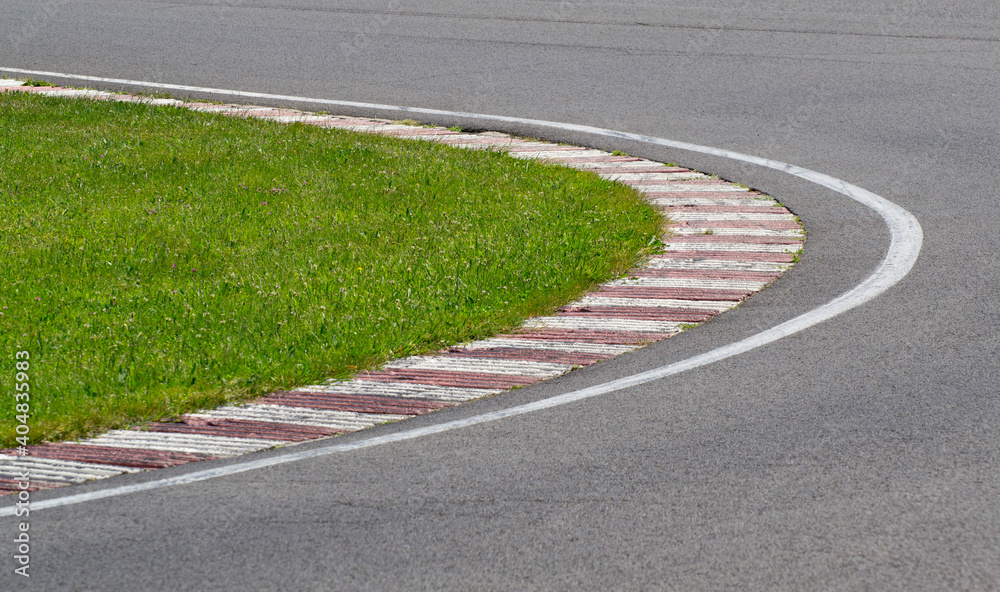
672 228 803 238
0 456 140 482
642 187 751 194
76 432 284 456
653 198 780 206
604 279 769 291
594 287 749 300
670 213 797 222
189 406 408 430
598 172 710 181
382 356 572 376
667 233 802 242
144 419 342 441
503 329 670 344
355 369 544 389
649 190 763 198
575 297 735 312
656 251 795 262
441 348 612 365
522 316 682 333
671 221 802 230
464 338 637 355
290 381 498 402
629 269 781 280
266 392 450 414
556 308 716 322
665 243 799 253
646 258 792 271
7 445 215 469
663 205 795 213
0 479 63 493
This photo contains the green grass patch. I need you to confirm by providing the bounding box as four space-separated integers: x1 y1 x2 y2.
0 91 666 446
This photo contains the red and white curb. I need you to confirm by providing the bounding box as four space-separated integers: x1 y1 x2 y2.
0 80 803 494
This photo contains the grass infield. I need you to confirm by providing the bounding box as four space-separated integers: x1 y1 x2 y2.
0 91 666 447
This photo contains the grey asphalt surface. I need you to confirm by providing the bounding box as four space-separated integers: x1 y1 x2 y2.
3 1 1000 589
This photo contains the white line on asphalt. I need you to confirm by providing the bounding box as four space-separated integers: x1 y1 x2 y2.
0 68 922 515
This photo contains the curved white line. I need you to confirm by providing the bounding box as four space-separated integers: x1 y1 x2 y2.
0 68 923 515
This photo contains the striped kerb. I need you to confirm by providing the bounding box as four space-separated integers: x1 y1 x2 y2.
0 80 803 493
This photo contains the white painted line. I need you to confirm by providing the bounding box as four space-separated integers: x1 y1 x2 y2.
0 69 921 515
0 79 25 87
522 316 682 333
383 356 572 377
188 405 408 430
76 431 284 456
306 381 499 402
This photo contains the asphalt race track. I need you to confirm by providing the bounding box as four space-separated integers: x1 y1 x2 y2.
2 2 999 589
